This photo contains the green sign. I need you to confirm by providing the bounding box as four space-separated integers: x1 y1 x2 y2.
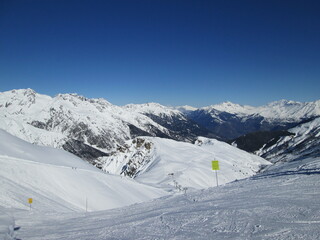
212 161 220 170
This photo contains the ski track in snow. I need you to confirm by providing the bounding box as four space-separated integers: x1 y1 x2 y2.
10 165 320 240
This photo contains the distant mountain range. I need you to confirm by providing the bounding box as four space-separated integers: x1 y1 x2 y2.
0 89 210 162
182 100 320 139
0 89 319 166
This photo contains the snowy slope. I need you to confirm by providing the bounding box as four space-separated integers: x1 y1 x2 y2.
187 100 320 140
206 100 320 120
204 101 256 116
0 129 167 213
124 102 212 141
124 102 182 117
0 89 181 161
96 137 270 190
175 105 198 114
257 117 320 164
2 89 318 159
257 99 320 120
12 156 320 240
0 89 211 164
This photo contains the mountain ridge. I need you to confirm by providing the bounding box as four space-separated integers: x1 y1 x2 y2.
0 89 212 163
186 99 320 140
1 88 319 165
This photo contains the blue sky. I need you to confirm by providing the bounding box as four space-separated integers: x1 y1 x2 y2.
0 0 319 107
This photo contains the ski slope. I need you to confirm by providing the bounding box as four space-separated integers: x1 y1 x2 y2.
11 157 320 240
99 136 270 190
1 129 320 239
0 129 167 213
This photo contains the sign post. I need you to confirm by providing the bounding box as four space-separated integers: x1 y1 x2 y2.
28 198 33 210
211 161 220 186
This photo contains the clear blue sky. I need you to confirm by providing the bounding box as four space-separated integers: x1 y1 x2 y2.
1 0 319 107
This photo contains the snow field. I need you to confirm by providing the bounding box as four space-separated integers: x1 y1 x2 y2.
102 136 270 191
14 160 320 239
0 130 167 213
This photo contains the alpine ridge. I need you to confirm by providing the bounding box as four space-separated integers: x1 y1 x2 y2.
0 88 319 166
186 100 320 139
0 89 211 163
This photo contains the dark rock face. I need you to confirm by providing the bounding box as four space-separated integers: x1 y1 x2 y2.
187 110 262 140
229 130 295 153
119 138 153 178
30 118 116 162
30 103 128 150
68 123 118 149
29 121 47 129
259 119 320 163
62 139 109 164
143 113 216 142
128 124 152 138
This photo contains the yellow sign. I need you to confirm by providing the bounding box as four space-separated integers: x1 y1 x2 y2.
212 161 220 170
28 198 33 204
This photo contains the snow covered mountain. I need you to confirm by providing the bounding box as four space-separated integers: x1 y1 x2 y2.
95 136 270 190
0 89 209 163
1 88 318 170
187 100 320 139
0 129 166 213
1 90 320 239
124 103 214 141
208 100 320 119
175 105 198 114
256 117 320 164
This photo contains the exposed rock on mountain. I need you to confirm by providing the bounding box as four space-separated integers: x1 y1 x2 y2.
256 117 320 163
124 103 216 141
1 89 319 167
230 130 295 153
186 100 320 140
96 136 270 190
0 89 209 162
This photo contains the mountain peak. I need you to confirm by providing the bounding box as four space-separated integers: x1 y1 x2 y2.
124 102 181 116
55 93 113 108
56 93 88 102
20 88 36 96
266 99 300 107
203 101 255 115
175 105 198 113
0 88 47 112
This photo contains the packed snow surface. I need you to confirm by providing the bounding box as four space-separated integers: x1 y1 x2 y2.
10 156 320 240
